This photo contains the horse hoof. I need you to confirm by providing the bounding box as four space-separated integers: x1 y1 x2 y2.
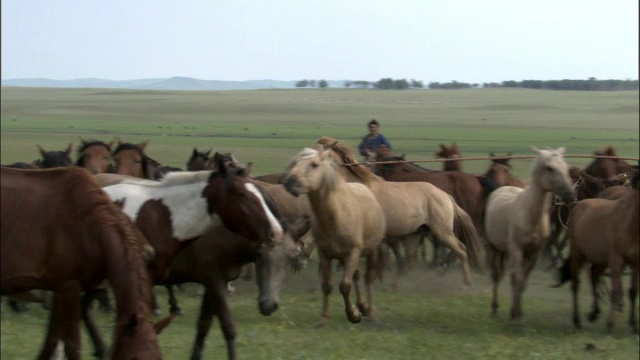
315 318 329 328
347 307 362 323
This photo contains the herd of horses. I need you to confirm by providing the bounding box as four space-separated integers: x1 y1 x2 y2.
1 138 638 359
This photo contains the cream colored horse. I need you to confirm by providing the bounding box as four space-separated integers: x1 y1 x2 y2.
314 137 484 287
485 147 575 325
283 146 387 325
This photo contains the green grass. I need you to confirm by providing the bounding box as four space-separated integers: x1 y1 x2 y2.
1 87 638 359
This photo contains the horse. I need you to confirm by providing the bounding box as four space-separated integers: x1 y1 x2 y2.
283 145 387 325
111 139 181 180
76 160 284 358
163 214 310 360
37 143 73 168
75 138 115 174
434 143 462 171
484 147 575 326
186 147 212 171
0 167 166 359
314 137 485 288
373 151 496 237
484 153 529 188
554 174 638 333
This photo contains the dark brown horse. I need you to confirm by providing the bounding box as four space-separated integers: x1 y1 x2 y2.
555 173 638 333
37 143 74 168
75 138 114 174
0 167 165 359
163 215 310 360
186 148 212 171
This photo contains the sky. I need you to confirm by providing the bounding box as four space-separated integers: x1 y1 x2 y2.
2 0 638 83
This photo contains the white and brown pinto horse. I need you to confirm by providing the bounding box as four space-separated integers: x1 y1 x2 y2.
283 146 387 325
485 147 575 326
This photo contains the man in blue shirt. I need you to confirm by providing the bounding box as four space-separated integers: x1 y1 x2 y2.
358 119 392 158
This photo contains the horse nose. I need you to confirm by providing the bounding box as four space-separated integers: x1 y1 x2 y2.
282 176 299 196
259 300 278 316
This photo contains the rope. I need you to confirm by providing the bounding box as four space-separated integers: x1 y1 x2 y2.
340 154 640 167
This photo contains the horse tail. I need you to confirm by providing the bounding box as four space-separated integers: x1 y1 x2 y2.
553 255 572 287
452 199 485 273
477 175 499 198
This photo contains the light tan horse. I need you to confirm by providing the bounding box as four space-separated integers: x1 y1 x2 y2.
283 146 387 325
314 137 485 287
485 147 575 326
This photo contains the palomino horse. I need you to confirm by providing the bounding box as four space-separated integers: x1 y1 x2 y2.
435 143 462 171
0 167 165 359
485 147 575 325
314 137 484 287
373 151 497 237
283 146 387 325
554 174 639 333
75 138 114 174
163 215 310 360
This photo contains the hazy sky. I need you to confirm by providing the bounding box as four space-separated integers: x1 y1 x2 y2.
2 0 638 83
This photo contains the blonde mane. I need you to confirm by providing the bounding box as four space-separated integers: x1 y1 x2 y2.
315 136 383 185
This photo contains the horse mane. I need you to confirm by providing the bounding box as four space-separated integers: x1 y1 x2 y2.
75 140 113 167
315 136 383 184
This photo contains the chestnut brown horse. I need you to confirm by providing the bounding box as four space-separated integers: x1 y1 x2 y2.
485 147 575 326
1 167 164 359
555 175 638 333
283 146 387 325
186 147 212 171
112 140 181 180
75 138 114 174
435 143 462 171
163 214 310 360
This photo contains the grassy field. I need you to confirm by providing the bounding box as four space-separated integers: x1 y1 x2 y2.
1 87 639 359
1 87 638 177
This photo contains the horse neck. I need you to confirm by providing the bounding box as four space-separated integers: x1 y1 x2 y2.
520 181 553 223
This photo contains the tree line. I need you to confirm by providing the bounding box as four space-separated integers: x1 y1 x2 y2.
295 77 638 91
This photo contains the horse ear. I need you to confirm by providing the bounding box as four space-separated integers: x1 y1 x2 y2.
154 314 175 334
79 137 87 145
322 141 338 151
440 144 446 150
400 153 406 160
192 148 198 157
106 139 115 149
242 162 253 177
37 144 47 157
489 152 495 158
138 141 148 150
205 149 212 157
117 137 123 146
557 146 566 155
65 143 73 155
530 146 540 153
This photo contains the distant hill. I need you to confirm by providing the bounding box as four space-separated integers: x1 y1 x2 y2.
1 76 347 90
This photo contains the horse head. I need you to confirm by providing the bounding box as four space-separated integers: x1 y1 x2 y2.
112 140 152 178
530 146 575 204
76 138 114 174
37 143 73 168
186 148 212 171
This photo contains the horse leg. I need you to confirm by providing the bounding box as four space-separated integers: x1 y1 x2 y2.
489 246 506 318
606 253 625 333
340 250 363 324
317 252 333 327
430 228 472 286
352 269 365 315
38 285 82 360
363 249 380 321
628 264 639 333
190 285 218 360
166 285 182 315
508 249 527 325
570 253 586 329
587 263 607 323
81 290 107 359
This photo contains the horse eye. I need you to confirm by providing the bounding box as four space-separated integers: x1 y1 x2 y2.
545 166 553 172
311 162 319 169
